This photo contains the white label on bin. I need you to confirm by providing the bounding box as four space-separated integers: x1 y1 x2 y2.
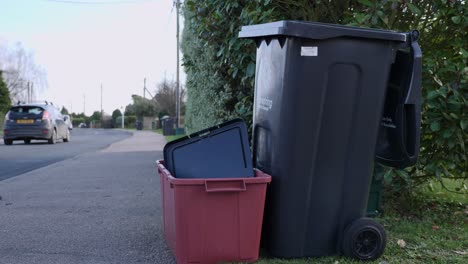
301 46 318 56
259 98 273 111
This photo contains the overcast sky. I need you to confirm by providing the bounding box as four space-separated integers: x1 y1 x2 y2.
0 0 185 115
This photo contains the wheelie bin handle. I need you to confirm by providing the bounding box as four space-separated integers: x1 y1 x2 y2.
400 30 422 167
376 30 422 169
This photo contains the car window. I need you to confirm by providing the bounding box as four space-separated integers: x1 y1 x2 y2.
10 106 44 115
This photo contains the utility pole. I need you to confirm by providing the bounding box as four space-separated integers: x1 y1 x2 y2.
143 77 146 99
27 82 30 103
175 0 180 129
100 83 103 120
30 82 34 102
121 106 125 129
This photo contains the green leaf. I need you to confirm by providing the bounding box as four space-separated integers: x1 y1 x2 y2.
358 0 374 7
407 3 421 16
442 129 453 138
461 120 467 130
428 182 435 192
377 10 389 25
396 170 410 182
442 112 452 120
383 169 393 184
460 48 468 58
430 122 441 132
426 90 438 100
246 62 255 77
216 47 224 57
232 68 238 78
435 168 442 180
459 136 466 153
451 16 462 24
354 13 367 24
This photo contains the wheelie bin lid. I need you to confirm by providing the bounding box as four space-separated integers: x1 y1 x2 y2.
239 20 412 43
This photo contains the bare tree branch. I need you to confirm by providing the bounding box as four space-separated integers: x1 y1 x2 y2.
0 41 48 102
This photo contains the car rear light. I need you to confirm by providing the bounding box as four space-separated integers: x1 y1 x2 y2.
4 111 10 121
42 110 50 120
3 130 9 134
42 129 49 134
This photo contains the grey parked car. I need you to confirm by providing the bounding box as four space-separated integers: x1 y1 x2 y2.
2 102 70 145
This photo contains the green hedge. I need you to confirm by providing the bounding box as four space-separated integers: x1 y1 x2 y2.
0 113 4 131
71 117 86 127
115 115 137 128
182 0 467 191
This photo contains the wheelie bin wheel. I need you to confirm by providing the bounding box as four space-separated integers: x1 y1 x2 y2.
342 217 387 261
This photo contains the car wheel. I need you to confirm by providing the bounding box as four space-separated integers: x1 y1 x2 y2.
4 139 13 145
63 130 70 142
342 218 387 261
48 129 57 144
24 139 31 144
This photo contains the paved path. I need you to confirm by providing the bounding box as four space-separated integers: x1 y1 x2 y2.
0 130 175 264
102 130 166 153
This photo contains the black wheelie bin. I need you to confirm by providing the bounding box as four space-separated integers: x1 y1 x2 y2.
239 21 422 261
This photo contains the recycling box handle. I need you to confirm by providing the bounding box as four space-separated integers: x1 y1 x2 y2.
400 30 422 167
205 179 247 193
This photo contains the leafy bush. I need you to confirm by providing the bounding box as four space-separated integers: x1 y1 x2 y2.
344 0 467 193
116 115 137 128
115 116 122 128
120 115 137 128
112 109 122 124
130 95 157 119
71 117 85 127
182 0 467 193
182 0 276 132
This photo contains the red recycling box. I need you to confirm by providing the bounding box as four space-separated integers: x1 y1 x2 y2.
157 160 271 264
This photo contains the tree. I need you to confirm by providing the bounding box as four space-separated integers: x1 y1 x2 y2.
89 111 102 121
0 71 11 113
0 42 48 101
124 103 135 116
112 109 122 125
153 78 186 117
71 112 88 119
130 94 157 118
61 107 69 115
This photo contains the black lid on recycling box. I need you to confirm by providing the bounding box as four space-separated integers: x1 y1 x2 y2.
163 119 254 179
239 20 411 43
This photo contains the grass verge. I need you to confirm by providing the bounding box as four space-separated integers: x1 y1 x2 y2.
421 179 467 205
254 191 467 264
165 134 186 142
153 128 185 142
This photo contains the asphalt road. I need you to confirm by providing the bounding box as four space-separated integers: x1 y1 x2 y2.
0 129 175 264
0 129 132 181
